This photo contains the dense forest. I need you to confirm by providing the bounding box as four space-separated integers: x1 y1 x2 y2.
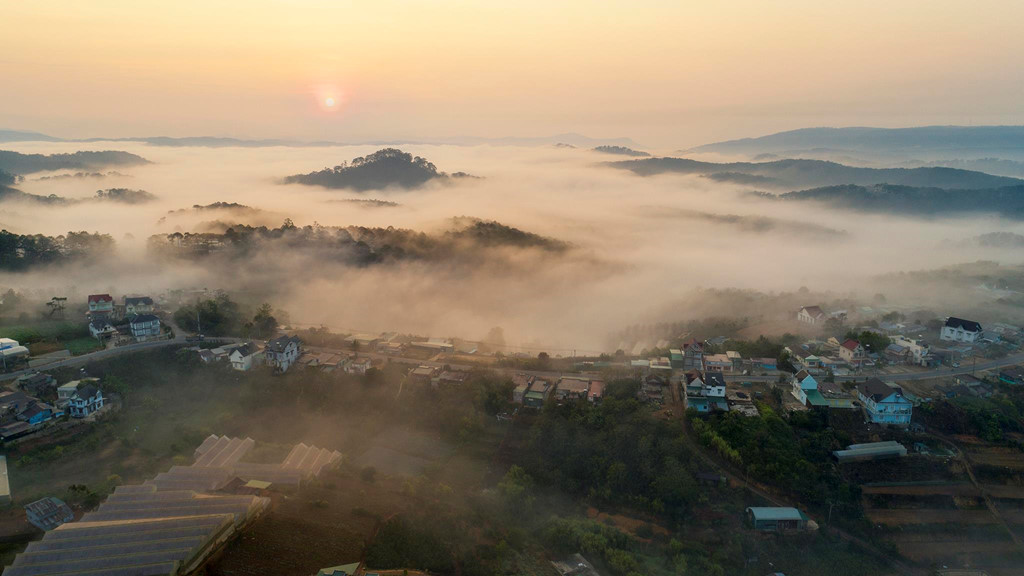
592 145 650 157
0 229 115 270
282 148 474 191
0 149 149 175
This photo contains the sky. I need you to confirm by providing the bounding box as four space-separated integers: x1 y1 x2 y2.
3 1 1024 147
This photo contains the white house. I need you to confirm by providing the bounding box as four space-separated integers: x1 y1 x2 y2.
856 378 913 426
128 314 161 341
264 335 301 373
345 357 372 375
797 306 826 326
87 294 114 316
66 382 103 418
88 318 117 340
940 317 982 343
123 296 155 316
893 336 930 366
229 343 263 372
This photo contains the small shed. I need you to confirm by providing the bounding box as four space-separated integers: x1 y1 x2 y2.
746 507 809 532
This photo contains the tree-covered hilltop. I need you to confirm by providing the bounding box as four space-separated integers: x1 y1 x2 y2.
0 150 149 175
166 202 261 215
0 184 156 205
148 218 568 265
592 145 650 157
93 188 157 204
282 148 474 191
608 156 1022 190
763 183 1024 218
0 230 115 270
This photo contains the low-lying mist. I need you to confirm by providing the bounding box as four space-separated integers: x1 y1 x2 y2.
2 140 1024 352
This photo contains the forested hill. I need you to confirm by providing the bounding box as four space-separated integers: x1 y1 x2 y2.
765 183 1024 218
608 157 1022 190
282 148 474 191
0 150 149 175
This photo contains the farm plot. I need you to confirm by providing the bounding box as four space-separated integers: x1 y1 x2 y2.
866 509 996 525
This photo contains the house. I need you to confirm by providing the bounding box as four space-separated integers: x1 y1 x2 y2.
817 380 855 409
681 339 704 370
67 382 104 418
884 343 911 364
123 296 155 316
797 306 826 325
25 497 74 531
16 372 56 397
746 507 810 532
88 317 117 340
56 377 99 407
649 357 672 371
856 378 913 426
264 335 301 372
669 349 685 369
639 374 667 403
512 373 533 404
838 339 864 363
17 401 59 425
940 317 983 343
790 350 823 373
408 365 437 385
229 343 263 371
437 370 470 387
588 380 604 403
791 370 820 406
87 294 114 316
685 371 728 412
523 379 551 408
999 365 1024 386
556 377 591 401
344 357 372 374
129 314 162 341
726 350 743 371
376 341 404 356
704 353 733 373
410 338 455 354
750 357 777 371
0 389 35 424
703 372 727 399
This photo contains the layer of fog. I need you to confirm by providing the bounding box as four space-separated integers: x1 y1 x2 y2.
2 141 1024 353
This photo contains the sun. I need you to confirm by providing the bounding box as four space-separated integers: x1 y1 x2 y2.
324 97 336 108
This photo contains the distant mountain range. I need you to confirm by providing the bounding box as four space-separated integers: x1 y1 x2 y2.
0 150 149 175
607 157 1022 190
689 126 1024 158
763 183 1024 218
0 129 637 149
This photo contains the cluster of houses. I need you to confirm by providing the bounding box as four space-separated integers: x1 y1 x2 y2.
0 372 105 441
196 334 386 376
512 373 604 407
86 294 164 343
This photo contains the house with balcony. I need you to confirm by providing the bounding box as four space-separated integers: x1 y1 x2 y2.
66 382 104 418
856 378 912 426
940 317 983 343
264 335 301 372
87 294 114 316
129 314 162 341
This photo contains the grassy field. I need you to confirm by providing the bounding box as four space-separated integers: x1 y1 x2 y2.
0 320 98 357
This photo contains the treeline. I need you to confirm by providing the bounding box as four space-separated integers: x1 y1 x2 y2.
0 230 115 270
0 149 149 175
172 293 279 338
148 219 567 265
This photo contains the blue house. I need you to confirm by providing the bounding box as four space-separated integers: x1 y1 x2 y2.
856 378 913 426
17 401 61 426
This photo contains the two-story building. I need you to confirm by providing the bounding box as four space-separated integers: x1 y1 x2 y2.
129 314 162 341
66 382 104 418
940 317 983 343
229 343 263 372
87 294 114 316
264 335 301 373
123 296 155 316
838 339 864 363
856 378 912 426
797 306 825 325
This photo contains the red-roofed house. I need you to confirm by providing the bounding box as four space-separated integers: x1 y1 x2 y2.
87 294 114 315
839 339 864 363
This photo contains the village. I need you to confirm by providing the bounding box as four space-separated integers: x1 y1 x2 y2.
0 292 1023 576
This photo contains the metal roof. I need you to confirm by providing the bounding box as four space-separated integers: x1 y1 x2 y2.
746 507 807 521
